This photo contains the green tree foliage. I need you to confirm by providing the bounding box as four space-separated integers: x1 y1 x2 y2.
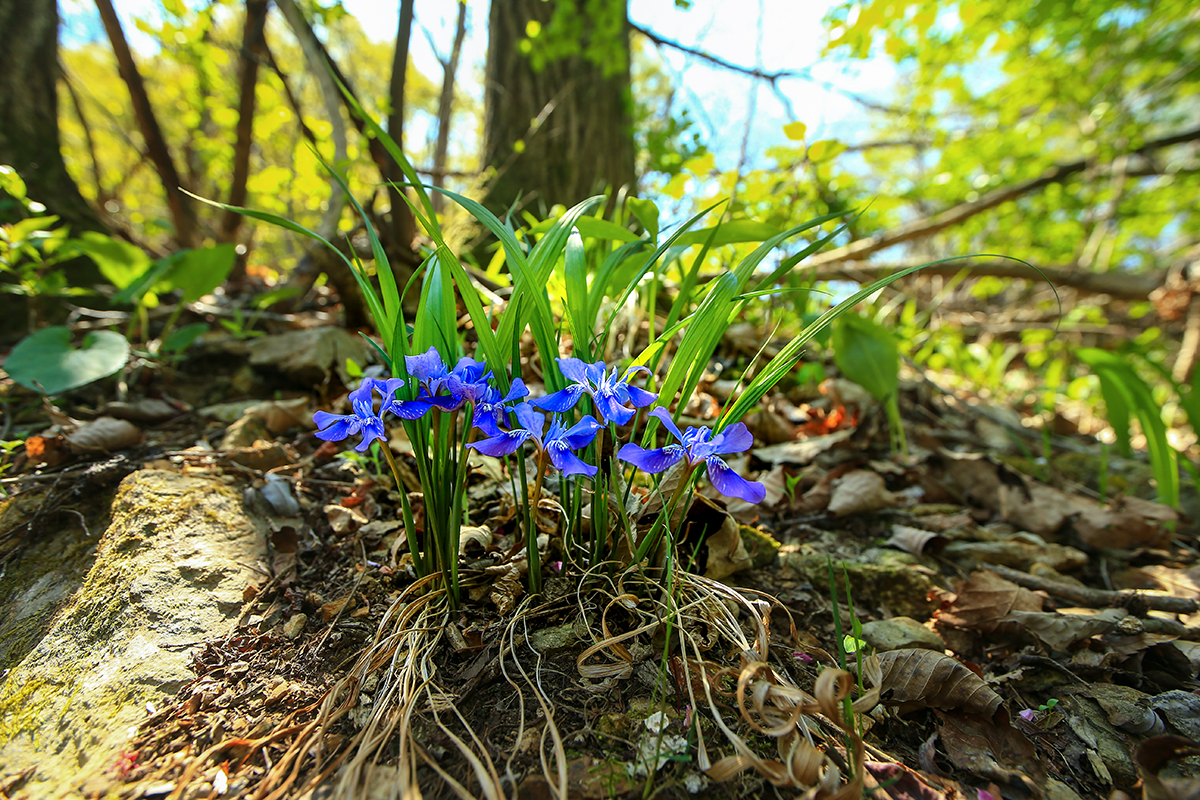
57 4 451 270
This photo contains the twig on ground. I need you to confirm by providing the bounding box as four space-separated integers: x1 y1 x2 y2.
985 564 1199 614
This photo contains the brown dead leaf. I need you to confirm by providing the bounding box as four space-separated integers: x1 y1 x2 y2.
324 504 367 535
100 398 180 423
887 524 947 557
704 511 753 580
244 397 314 434
1074 495 1177 550
1001 608 1126 650
226 441 293 471
751 429 854 465
938 570 1043 633
65 416 142 453
828 470 898 516
23 434 71 466
878 649 1004 717
320 595 355 622
487 563 523 614
459 525 492 555
935 710 1044 793
938 451 1094 536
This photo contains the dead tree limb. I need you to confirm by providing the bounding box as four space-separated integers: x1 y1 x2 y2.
94 0 198 247
984 564 1199 615
803 124 1200 269
802 259 1164 300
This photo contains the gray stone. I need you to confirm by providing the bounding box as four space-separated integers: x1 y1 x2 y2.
862 617 944 652
0 470 268 798
1152 690 1200 740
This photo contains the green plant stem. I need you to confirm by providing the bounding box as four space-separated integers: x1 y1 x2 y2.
526 449 548 596
633 467 694 566
380 441 425 576
156 301 186 353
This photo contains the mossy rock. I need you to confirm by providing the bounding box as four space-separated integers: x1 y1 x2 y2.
779 547 936 618
0 470 268 798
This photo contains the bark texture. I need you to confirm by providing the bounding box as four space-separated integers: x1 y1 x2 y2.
0 0 102 233
220 0 270 243
483 0 636 217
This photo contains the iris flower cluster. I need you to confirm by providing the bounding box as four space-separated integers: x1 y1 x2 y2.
313 349 765 501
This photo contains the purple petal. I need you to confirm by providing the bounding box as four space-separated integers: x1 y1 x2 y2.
353 417 388 452
547 445 597 478
348 379 376 408
501 378 530 404
712 422 754 455
513 403 545 440
530 386 584 413
378 377 406 398
594 392 635 425
426 394 465 411
313 414 358 442
617 443 686 474
649 407 686 444
584 361 607 386
404 347 446 381
561 415 603 450
624 385 658 409
705 456 766 503
556 357 591 385
385 399 433 420
468 430 531 458
472 409 505 437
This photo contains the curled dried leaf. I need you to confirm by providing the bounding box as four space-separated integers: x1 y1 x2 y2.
66 416 142 454
938 570 1043 633
878 649 1003 718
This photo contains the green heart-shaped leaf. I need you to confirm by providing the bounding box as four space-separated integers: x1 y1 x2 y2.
5 326 130 395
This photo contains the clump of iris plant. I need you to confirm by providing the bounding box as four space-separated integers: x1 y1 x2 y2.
312 351 768 594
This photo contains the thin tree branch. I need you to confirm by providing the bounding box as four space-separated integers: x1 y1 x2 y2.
803 123 1200 269
59 64 105 205
798 259 1163 300
385 0 417 252
221 0 270 242
431 0 468 214
630 21 907 116
94 0 198 247
260 40 318 146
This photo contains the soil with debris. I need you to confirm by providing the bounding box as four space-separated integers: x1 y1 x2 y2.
2 322 1200 800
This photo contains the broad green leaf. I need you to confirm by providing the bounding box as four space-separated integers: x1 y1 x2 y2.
807 139 846 162
167 244 237 303
161 322 209 354
627 198 660 240
833 313 899 403
1077 348 1178 507
9 215 60 244
5 326 130 395
72 232 152 290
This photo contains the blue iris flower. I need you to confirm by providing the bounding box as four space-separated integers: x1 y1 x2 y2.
404 346 492 411
618 408 766 503
461 378 530 436
531 357 658 425
467 402 602 477
313 378 391 452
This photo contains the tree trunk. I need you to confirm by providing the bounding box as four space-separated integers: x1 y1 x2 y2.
384 0 418 256
94 0 199 248
432 0 468 215
0 0 103 234
482 0 636 218
220 0 270 243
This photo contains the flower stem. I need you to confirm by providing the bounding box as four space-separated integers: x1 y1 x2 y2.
526 449 548 596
